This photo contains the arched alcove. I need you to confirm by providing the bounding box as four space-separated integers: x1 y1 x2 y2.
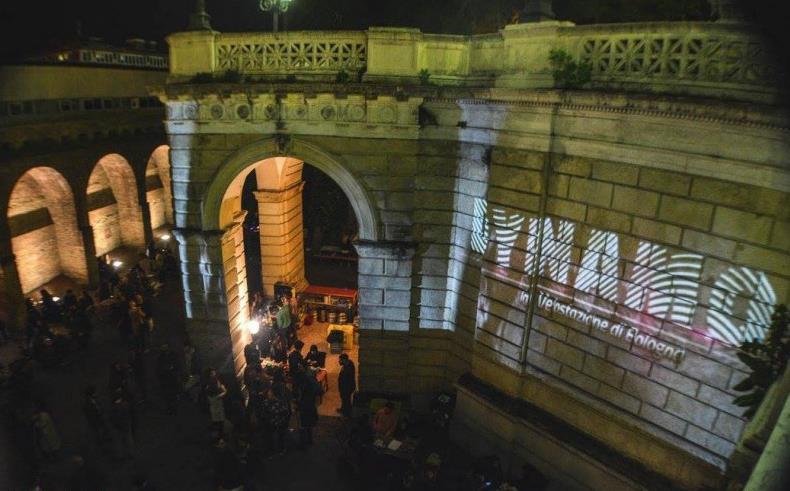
145 145 174 231
87 154 145 256
7 167 88 293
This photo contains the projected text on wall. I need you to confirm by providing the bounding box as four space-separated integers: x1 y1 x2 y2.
472 198 778 360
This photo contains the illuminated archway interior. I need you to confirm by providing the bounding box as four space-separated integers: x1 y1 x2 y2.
145 145 174 231
87 153 145 256
8 167 88 294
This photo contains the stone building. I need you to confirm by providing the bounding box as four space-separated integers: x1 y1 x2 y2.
0 40 173 304
1 3 788 489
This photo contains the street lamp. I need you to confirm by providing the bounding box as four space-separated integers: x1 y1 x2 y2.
259 0 293 33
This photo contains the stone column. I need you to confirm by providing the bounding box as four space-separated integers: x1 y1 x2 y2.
254 182 306 296
139 198 155 248
173 227 243 375
354 241 415 393
79 225 100 288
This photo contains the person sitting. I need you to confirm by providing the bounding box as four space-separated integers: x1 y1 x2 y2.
372 401 398 441
304 344 325 368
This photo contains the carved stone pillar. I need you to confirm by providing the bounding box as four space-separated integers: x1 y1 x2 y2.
354 241 416 393
173 226 244 375
254 181 306 297
188 0 212 30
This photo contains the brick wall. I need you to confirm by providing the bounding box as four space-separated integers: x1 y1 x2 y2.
12 225 60 293
89 204 122 257
473 148 790 464
146 188 168 230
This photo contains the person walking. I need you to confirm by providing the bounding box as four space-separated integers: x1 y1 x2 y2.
337 353 356 417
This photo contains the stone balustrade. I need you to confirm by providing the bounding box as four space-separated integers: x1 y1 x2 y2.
167 20 783 102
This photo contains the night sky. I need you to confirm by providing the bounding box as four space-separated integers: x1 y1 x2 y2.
0 1 785 65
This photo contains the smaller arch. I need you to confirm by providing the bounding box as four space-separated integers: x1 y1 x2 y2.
87 154 146 256
145 145 174 229
7 167 88 293
202 137 380 241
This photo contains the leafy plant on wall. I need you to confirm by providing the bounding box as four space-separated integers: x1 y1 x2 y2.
732 304 790 418
548 48 592 89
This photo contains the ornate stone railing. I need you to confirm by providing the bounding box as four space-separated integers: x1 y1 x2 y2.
215 31 367 75
166 21 784 102
568 23 781 99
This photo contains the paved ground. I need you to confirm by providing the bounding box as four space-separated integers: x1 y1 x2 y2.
0 268 489 490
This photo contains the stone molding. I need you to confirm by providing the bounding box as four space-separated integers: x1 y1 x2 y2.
253 181 304 203
354 240 417 260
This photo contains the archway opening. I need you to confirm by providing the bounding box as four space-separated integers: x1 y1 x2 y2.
87 154 145 262
218 155 360 415
145 145 175 242
7 167 88 295
303 164 359 289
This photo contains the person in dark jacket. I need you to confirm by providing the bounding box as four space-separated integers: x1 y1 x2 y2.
296 372 321 446
287 340 306 377
83 386 111 449
110 389 134 459
337 353 356 417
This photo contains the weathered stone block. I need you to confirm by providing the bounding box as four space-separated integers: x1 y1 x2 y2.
584 356 625 386
649 364 699 397
712 206 773 244
658 196 714 230
685 425 735 457
547 173 569 198
490 165 542 194
681 229 737 260
546 197 586 222
606 346 651 376
546 338 584 370
568 177 613 208
631 217 682 245
639 168 691 196
639 403 687 436
560 365 600 393
526 349 561 375
597 384 640 414
665 391 717 429
611 185 659 218
690 177 786 217
712 411 745 443
592 161 640 186
734 243 790 277
623 372 669 407
566 330 606 357
552 154 592 177
586 206 631 234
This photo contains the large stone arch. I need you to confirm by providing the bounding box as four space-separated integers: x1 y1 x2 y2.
7 166 88 293
202 137 380 241
87 153 146 255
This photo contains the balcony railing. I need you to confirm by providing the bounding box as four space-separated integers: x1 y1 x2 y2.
167 22 784 102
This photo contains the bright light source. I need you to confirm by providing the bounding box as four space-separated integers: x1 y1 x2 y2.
161 234 171 241
246 319 260 335
112 260 123 269
52 296 61 302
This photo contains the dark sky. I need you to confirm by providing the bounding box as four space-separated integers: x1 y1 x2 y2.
0 1 785 65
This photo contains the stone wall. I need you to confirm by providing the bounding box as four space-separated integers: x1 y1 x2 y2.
146 187 168 230
12 225 60 293
89 204 122 257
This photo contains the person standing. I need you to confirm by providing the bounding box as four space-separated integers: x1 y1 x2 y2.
337 353 356 417
156 344 179 415
296 372 321 447
206 372 229 435
263 388 290 455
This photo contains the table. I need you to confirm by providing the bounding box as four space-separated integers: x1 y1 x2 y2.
326 323 355 351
